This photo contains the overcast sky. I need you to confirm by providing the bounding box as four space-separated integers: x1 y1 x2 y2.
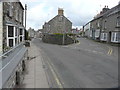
20 0 120 30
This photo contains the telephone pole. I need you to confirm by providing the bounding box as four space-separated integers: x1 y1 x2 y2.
25 4 27 29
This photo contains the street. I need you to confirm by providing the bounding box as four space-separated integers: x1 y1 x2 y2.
33 38 118 88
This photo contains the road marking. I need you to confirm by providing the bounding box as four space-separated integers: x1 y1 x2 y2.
46 60 63 88
107 46 113 55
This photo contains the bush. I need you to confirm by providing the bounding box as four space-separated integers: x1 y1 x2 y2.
53 33 63 35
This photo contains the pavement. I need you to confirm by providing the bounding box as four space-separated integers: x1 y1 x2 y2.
20 41 49 88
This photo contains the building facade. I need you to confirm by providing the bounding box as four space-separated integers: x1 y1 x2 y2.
84 22 91 38
84 3 120 43
100 4 120 43
28 27 35 39
0 1 25 54
0 1 28 88
42 8 72 34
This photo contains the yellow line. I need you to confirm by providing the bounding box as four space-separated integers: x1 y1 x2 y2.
109 48 113 55
107 48 110 55
46 61 63 88
107 46 113 55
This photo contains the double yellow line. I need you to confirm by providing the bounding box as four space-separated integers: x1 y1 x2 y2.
46 60 63 88
107 47 113 55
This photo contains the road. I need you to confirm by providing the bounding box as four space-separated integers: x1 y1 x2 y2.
33 38 118 88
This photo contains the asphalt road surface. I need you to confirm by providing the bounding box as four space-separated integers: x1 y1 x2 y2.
32 38 118 88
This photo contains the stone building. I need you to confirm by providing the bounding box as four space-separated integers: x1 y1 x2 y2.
100 4 120 43
84 3 120 43
0 1 28 88
28 27 35 39
0 1 25 54
42 8 72 34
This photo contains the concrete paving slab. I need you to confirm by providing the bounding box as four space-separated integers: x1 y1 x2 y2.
20 42 49 88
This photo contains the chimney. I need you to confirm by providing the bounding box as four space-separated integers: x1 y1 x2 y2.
58 8 64 15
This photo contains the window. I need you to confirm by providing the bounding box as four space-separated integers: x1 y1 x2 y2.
20 37 22 42
19 10 23 23
20 29 23 35
101 33 107 41
117 17 120 26
9 39 13 47
104 20 107 29
15 27 18 36
8 26 14 37
97 21 100 28
111 32 120 42
16 8 18 21
115 32 120 42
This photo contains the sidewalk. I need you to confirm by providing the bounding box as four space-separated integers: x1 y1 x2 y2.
21 42 49 88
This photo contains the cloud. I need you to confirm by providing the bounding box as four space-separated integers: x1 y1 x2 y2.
21 0 120 30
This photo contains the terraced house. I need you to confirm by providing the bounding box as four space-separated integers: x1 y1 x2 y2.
0 1 24 54
100 4 120 43
84 2 120 43
0 1 28 88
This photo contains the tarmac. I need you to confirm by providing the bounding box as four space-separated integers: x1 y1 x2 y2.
20 42 49 88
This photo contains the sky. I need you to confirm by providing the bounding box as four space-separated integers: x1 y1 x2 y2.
20 0 120 30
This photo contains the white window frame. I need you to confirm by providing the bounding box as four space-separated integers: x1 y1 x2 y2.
7 25 16 47
111 32 120 43
19 28 24 42
100 33 107 41
95 29 100 38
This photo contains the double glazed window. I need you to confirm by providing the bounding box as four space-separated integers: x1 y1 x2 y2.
111 32 120 42
101 33 107 41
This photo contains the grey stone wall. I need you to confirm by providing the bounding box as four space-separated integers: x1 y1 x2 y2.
0 2 3 54
42 34 75 45
43 15 72 34
2 2 24 52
